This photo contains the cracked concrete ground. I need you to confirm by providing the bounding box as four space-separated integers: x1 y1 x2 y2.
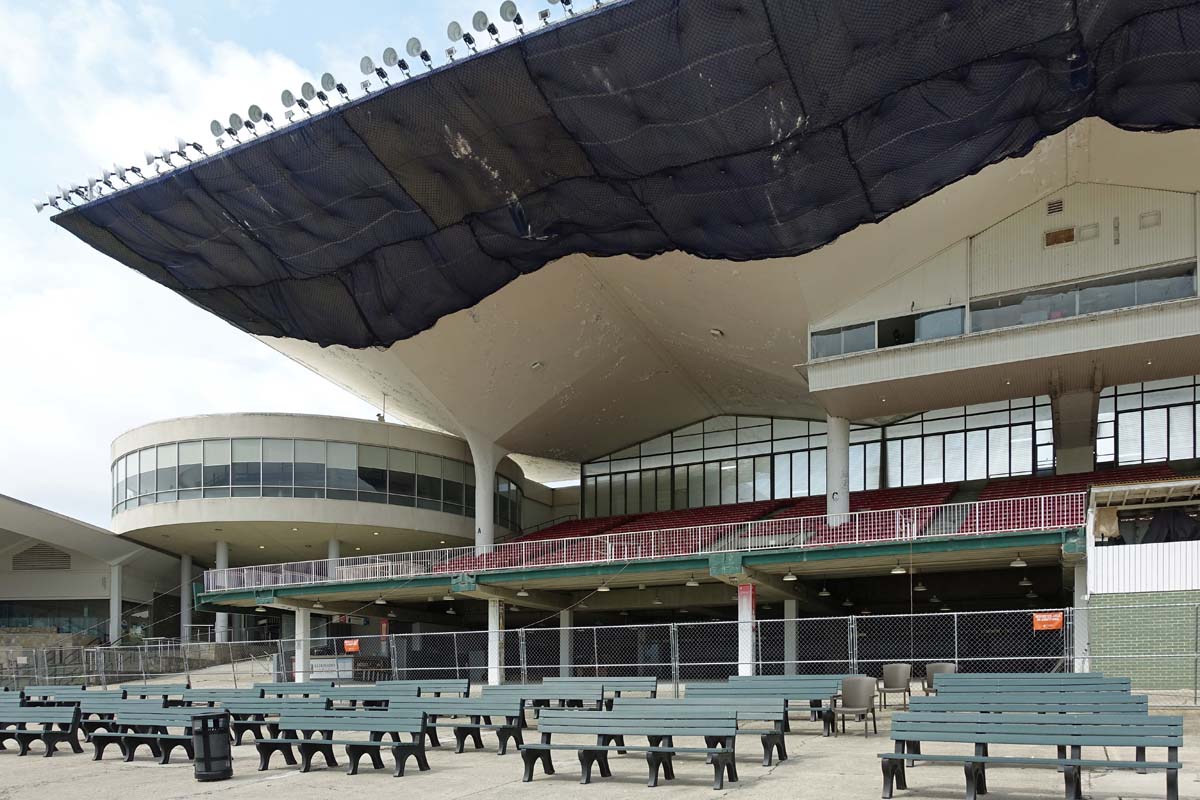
0 707 1195 799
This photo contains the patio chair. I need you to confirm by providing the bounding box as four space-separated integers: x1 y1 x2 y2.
834 675 877 737
878 663 912 709
921 662 957 695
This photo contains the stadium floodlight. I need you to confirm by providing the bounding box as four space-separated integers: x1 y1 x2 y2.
446 46 456 61
113 164 130 185
145 151 165 173
538 9 550 24
322 73 351 102
500 1 525 32
407 37 433 70
448 20 464 42
474 10 501 42
100 168 116 190
248 104 273 132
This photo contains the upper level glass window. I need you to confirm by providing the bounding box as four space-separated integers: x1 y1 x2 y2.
156 444 177 492
202 440 230 487
232 438 261 486
262 439 293 487
178 442 202 490
358 445 388 502
810 321 875 359
294 440 326 489
971 262 1195 333
326 442 358 499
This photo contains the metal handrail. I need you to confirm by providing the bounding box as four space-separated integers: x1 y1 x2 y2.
203 492 1087 593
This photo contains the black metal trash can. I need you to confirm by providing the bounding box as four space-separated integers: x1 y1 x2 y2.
191 710 233 782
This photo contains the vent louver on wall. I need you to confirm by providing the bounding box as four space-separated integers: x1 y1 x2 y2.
1047 199 1065 215
12 543 71 571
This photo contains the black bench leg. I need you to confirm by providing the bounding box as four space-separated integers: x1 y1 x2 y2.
906 740 921 768
369 747 385 771
579 750 597 784
964 763 980 800
346 745 364 775
159 741 178 765
1063 766 1080 800
472 729 485 750
1136 745 1147 774
92 738 113 761
497 727 519 756
822 708 834 737
882 760 897 799
521 749 554 782
1167 768 1179 800
646 752 663 788
427 728 441 748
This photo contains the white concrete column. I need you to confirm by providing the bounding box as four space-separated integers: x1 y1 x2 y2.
294 607 311 682
487 599 505 685
783 598 798 675
466 433 507 555
108 563 123 645
1073 562 1090 673
179 554 193 644
559 609 574 677
327 539 341 561
736 584 756 677
215 541 230 643
825 415 850 524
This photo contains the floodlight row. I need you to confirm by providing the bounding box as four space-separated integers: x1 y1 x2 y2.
35 1 603 214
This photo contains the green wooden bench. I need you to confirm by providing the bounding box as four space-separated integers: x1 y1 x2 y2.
934 678 1131 695
254 681 336 697
90 707 202 763
120 684 191 705
881 711 1183 800
613 696 788 766
379 697 526 754
481 683 605 726
520 707 739 789
221 697 330 744
909 693 1148 715
78 697 166 740
0 706 83 756
255 709 429 777
377 679 471 697
182 688 266 705
688 675 846 735
20 685 95 705
315 685 421 708
544 676 658 708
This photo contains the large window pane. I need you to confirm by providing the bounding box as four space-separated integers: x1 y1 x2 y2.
202 440 230 487
156 443 177 492
357 445 388 498
294 440 325 488
416 454 441 508
138 448 155 495
231 438 261 486
736 458 753 503
262 439 293 487
125 452 138 499
754 456 771 501
688 464 704 508
655 468 671 511
596 474 610 517
326 442 357 499
388 449 415 498
627 471 642 514
178 442 202 489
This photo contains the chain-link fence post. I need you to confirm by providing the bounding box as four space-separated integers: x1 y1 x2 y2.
182 641 190 684
846 616 858 673
669 623 680 698
389 634 400 680
137 644 146 683
229 642 238 688
592 627 599 678
518 629 528 684
452 633 461 679
953 613 960 667
1194 605 1199 706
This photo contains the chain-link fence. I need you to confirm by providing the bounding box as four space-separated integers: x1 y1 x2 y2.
3 606 1194 707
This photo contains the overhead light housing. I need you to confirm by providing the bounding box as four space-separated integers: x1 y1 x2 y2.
842 598 853 607
596 584 610 593
928 594 941 604
891 562 907 575
685 575 699 587
818 584 831 597
913 581 927 592
782 571 797 582
1018 575 1033 587
652 595 663 605
1010 553 1027 568
446 606 456 615
312 599 324 609
442 593 453 602
375 596 386 605
254 605 266 613
940 604 951 612
1026 590 1039 600
516 586 529 597
387 609 397 618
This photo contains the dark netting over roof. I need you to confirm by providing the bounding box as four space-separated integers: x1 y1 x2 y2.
54 0 1200 348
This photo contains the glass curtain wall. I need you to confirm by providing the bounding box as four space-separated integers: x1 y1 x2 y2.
582 401 1054 518
112 439 519 529
1096 375 1200 465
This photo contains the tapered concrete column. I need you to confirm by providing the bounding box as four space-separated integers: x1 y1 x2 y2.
736 584 756 677
487 599 505 686
108 563 123 645
215 541 230 643
179 554 193 643
559 609 574 677
826 415 850 524
466 433 507 555
783 599 798 675
294 607 311 682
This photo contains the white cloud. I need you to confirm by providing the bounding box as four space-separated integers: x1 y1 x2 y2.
0 1 375 526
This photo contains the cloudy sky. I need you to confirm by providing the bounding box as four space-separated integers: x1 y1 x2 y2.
0 0 540 526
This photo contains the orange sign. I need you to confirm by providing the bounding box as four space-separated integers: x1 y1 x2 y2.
343 638 361 653
1032 612 1064 631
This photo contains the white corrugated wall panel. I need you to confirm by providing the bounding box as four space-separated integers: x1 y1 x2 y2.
971 184 1195 298
1090 540 1200 594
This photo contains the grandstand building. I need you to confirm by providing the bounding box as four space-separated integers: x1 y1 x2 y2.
47 1 1200 680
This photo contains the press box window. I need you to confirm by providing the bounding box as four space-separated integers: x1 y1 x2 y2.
878 307 964 348
810 321 876 359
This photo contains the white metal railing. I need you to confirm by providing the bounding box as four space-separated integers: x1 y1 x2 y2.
203 492 1087 593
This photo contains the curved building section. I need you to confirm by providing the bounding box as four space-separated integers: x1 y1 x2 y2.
111 414 525 566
